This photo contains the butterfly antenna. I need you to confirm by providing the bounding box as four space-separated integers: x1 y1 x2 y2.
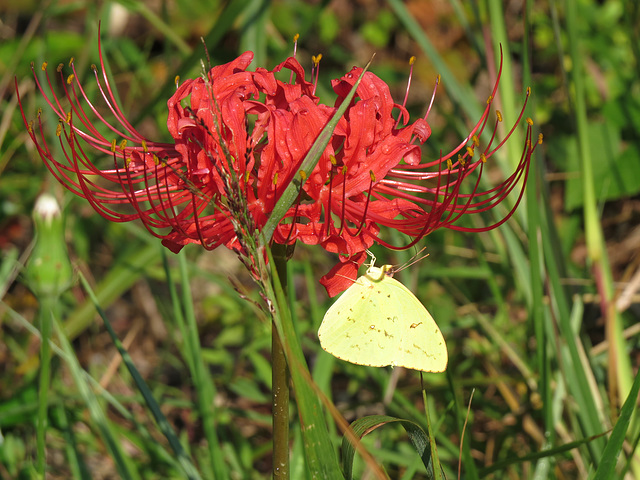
458 388 476 480
394 246 430 274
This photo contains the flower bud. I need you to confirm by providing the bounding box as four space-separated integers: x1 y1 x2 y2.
24 194 73 299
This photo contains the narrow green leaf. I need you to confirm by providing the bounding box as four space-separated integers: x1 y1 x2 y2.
342 414 443 480
592 368 640 480
53 315 141 480
77 272 203 480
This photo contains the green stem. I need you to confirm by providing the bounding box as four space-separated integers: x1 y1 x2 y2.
36 297 55 477
421 374 442 480
271 244 291 479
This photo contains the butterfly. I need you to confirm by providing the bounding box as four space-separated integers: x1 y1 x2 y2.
318 257 447 372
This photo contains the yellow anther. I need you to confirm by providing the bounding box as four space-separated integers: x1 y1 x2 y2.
119 140 127 150
299 170 307 181
526 117 533 126
487 95 493 104
293 33 300 42
91 64 97 72
458 153 466 167
27 121 34 133
65 111 71 124
57 63 64 73
538 133 543 144
480 153 487 163
111 139 117 153
409 56 416 65
37 108 42 117
472 135 479 147
329 154 337 166
141 140 148 153
446 157 452 170
436 74 441 84
273 172 279 185
341 165 347 175
152 153 160 165
369 170 376 182
41 62 48 71
312 54 323 66
56 124 62 137
125 157 132 167
466 146 474 157
68 57 74 67
175 75 180 88
526 86 531 96
496 110 503 122
67 74 75 85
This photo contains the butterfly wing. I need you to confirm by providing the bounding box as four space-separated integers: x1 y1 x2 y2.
385 276 448 372
319 267 448 372
318 274 394 367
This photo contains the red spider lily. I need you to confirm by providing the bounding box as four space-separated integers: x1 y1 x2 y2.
18 41 540 296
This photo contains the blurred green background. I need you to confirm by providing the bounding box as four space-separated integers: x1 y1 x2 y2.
1 0 640 478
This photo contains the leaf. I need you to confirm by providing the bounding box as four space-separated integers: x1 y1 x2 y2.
341 414 444 480
591 368 640 480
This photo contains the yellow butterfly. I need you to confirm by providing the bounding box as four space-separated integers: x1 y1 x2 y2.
318 257 447 373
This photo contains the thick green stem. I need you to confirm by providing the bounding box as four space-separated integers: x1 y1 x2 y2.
271 245 290 479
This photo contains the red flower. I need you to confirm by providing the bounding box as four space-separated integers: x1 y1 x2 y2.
18 42 539 296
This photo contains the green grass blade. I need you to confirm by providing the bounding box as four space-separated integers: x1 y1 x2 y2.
52 314 141 480
63 241 160 341
176 250 228 478
592 368 640 480
77 272 203 480
265 247 344 478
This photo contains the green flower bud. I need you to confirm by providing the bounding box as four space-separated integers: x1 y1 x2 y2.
24 194 73 299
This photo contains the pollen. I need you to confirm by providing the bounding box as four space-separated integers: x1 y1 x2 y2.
538 133 544 144
68 57 74 67
312 54 322 66
91 64 97 72
526 86 531 96
67 74 75 85
480 153 487 163
65 111 71 124
496 111 503 122
369 170 376 182
41 62 48 71
329 154 337 166
466 146 474 157
293 33 300 42
152 153 160 165
174 75 180 88
111 139 117 153
56 123 62 137
299 170 307 181
526 117 533 126
436 74 441 85
409 56 416 65
273 172 279 185
119 140 127 150
56 63 64 73
446 157 452 170
141 140 148 153
487 95 493 104
472 135 479 147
